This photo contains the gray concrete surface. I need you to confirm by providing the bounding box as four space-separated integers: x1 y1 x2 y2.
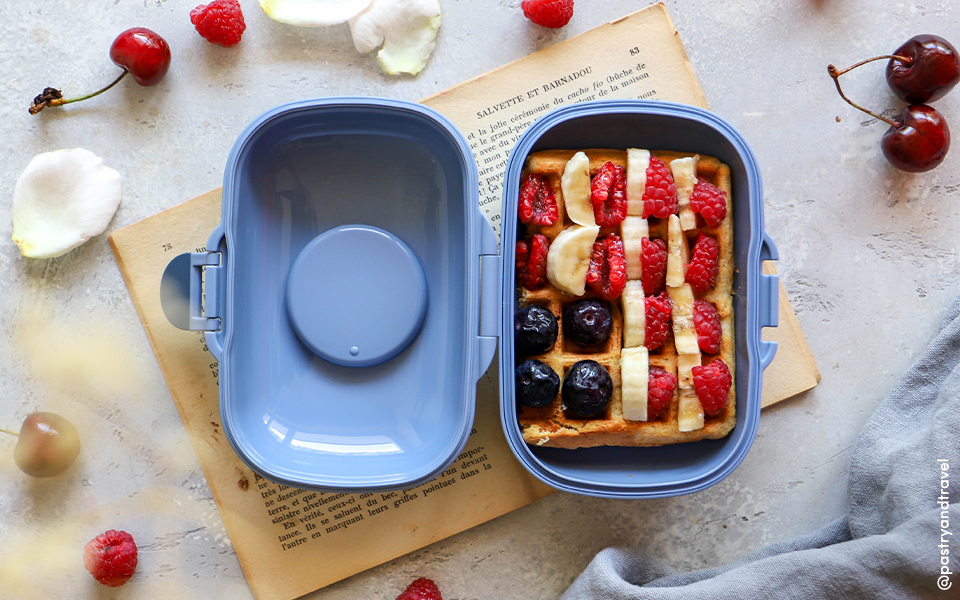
1 1 958 598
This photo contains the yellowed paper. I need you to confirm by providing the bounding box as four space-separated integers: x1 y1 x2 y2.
109 5 819 600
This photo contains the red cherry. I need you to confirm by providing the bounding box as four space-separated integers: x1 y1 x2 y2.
29 27 171 114
109 28 171 86
886 35 960 104
881 104 950 172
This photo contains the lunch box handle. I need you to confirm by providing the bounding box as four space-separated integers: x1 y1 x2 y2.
476 213 501 381
758 232 779 369
159 224 226 360
202 226 227 360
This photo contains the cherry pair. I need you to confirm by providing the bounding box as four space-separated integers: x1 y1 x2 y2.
829 35 960 172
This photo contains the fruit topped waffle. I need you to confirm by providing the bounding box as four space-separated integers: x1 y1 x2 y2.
514 148 735 448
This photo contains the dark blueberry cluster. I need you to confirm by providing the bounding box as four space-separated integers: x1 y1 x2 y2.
514 302 613 418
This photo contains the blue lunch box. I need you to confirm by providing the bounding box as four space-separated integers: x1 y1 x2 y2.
160 97 779 498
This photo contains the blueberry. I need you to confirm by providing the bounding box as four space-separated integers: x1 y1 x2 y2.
515 305 558 356
563 300 612 347
562 360 612 418
515 359 560 408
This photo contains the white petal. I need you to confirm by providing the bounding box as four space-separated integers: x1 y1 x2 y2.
12 149 122 259
260 0 374 27
349 0 441 75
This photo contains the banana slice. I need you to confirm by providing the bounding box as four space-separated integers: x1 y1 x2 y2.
677 388 705 431
621 280 645 348
620 216 648 280
670 156 698 230
626 148 649 216
561 151 595 226
620 347 649 421
665 214 690 288
677 353 701 390
667 283 699 355
546 225 600 296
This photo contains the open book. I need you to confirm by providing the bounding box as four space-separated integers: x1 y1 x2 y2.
110 5 819 600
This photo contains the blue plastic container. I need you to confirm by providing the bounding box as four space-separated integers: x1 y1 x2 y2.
161 97 778 498
163 97 495 491
498 100 779 498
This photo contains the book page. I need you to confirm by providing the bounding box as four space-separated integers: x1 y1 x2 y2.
110 5 818 600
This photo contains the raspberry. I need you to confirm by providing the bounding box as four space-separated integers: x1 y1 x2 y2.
397 577 443 600
640 237 668 295
589 162 627 227
689 178 728 228
644 291 672 351
693 300 722 354
647 366 676 419
692 359 732 416
191 0 246 48
516 234 549 289
518 174 559 226
586 233 627 301
686 234 720 294
83 529 138 587
521 0 574 28
640 157 679 219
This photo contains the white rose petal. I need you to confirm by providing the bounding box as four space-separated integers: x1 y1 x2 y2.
12 148 122 259
260 0 374 27
349 0 441 75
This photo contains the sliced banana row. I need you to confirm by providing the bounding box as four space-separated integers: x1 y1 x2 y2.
548 152 599 295
666 212 704 431
620 149 651 421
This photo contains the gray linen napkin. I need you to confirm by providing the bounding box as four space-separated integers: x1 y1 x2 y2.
562 299 960 600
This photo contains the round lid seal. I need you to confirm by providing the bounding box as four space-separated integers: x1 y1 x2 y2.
285 225 428 367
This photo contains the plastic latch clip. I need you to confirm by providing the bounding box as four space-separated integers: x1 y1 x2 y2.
476 214 501 380
758 232 779 369
160 250 222 333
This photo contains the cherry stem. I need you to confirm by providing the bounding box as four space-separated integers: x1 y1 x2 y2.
29 70 128 115
827 62 900 128
0 427 19 437
831 54 912 77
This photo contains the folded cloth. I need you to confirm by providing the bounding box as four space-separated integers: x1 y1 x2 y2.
562 299 960 600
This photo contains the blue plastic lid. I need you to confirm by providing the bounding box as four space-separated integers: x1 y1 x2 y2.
285 225 428 368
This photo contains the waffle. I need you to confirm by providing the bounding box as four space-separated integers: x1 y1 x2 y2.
516 149 735 448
